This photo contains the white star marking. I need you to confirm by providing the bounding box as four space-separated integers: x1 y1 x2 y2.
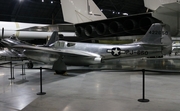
112 48 120 55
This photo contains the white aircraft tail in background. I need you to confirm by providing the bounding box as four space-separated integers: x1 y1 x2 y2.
144 0 180 36
61 0 107 24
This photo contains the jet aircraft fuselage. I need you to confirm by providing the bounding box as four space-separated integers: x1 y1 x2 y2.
0 23 172 73
49 41 163 66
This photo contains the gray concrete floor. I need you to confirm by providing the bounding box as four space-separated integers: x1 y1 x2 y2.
0 62 180 111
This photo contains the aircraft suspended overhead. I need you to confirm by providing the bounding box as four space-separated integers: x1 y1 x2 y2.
144 0 180 37
0 21 75 39
0 23 172 74
61 0 162 38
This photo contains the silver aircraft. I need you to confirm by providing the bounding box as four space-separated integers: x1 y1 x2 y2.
0 23 172 74
0 31 59 68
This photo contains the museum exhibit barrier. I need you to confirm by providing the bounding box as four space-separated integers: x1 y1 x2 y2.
36 67 46 95
0 59 180 100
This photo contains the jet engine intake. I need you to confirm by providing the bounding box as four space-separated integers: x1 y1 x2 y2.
139 17 155 32
109 21 123 34
75 26 84 37
85 25 96 37
123 19 138 33
96 23 108 35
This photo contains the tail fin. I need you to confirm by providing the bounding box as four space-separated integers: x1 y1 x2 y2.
140 23 172 54
140 23 172 45
61 0 107 24
45 31 59 46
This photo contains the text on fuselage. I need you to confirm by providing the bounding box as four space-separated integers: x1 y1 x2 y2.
107 47 148 56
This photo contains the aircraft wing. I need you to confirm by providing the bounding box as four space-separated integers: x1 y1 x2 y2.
0 48 27 61
0 49 20 57
13 45 101 58
74 13 161 38
16 24 75 32
12 45 102 64
12 45 134 63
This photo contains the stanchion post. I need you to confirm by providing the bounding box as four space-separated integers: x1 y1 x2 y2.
9 61 15 80
20 60 25 75
37 67 46 95
138 69 149 102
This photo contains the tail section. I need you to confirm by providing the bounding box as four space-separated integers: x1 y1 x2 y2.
140 23 172 54
45 31 59 46
61 0 107 24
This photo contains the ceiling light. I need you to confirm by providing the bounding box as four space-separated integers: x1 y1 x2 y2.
123 13 128 16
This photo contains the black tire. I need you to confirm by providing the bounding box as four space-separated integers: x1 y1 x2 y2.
27 61 33 69
55 70 66 75
175 52 178 55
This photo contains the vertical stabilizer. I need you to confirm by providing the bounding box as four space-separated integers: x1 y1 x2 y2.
140 23 162 44
45 31 59 46
140 23 172 54
61 0 107 24
140 23 171 45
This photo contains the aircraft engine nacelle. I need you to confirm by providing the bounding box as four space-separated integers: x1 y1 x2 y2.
96 23 108 35
74 13 162 38
75 26 84 37
139 17 156 32
108 21 123 34
123 19 138 33
24 50 59 63
85 25 97 37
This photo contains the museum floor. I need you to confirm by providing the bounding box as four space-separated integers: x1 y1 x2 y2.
0 55 180 111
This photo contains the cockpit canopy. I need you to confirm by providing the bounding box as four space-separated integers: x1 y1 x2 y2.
49 41 76 48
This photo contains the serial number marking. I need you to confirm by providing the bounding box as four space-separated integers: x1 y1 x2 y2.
106 47 149 56
149 31 168 35
129 50 148 55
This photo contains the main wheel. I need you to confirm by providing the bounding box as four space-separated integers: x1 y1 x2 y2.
27 61 33 69
55 70 67 75
175 52 178 55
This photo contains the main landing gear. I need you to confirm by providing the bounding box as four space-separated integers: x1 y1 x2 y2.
27 61 33 69
53 57 67 76
55 70 67 75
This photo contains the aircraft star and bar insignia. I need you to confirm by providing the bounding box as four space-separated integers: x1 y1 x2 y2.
107 47 150 56
107 47 121 56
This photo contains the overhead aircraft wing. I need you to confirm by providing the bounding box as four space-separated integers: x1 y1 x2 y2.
74 13 162 38
60 0 161 38
16 24 75 32
144 0 180 36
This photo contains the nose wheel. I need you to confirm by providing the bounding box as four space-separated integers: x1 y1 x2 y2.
27 61 33 69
